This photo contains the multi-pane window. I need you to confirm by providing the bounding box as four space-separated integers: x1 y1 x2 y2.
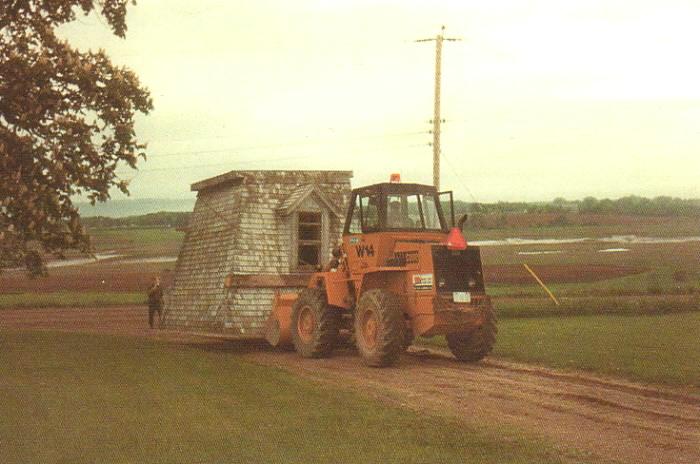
297 212 322 270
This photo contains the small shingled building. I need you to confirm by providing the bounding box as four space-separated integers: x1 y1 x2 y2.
162 170 353 336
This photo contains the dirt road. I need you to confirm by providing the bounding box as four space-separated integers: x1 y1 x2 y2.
2 306 698 464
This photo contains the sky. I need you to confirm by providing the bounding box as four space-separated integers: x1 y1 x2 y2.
59 0 700 202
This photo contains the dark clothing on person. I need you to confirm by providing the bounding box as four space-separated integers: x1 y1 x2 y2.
147 283 163 328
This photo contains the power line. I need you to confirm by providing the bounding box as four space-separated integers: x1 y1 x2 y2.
118 154 313 175
149 129 428 145
114 142 430 186
440 151 478 203
145 130 429 159
118 140 427 176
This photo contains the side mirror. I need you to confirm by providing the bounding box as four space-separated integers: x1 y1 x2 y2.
457 214 468 231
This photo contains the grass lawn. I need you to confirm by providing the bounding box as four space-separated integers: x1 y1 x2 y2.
427 312 700 391
489 270 700 298
0 291 143 309
0 331 588 464
492 294 700 318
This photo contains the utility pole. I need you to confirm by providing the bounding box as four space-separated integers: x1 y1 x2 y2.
416 26 460 191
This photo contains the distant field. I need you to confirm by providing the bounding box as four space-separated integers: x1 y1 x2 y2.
3 218 699 306
0 261 175 295
465 214 700 240
0 331 583 464
480 235 700 299
88 227 185 257
490 270 700 298
481 239 700 271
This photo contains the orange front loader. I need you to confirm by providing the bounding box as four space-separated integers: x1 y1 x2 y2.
265 179 496 367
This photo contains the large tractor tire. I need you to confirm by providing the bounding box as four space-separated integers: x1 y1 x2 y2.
354 289 405 367
446 308 497 362
291 288 340 358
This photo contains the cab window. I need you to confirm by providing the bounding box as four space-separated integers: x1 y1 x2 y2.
387 194 419 228
360 194 380 231
385 192 443 230
421 194 441 229
348 195 362 234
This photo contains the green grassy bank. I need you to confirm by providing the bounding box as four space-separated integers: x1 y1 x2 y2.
426 312 700 391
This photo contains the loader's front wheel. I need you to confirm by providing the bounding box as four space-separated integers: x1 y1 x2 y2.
354 289 404 367
291 288 340 358
446 307 497 362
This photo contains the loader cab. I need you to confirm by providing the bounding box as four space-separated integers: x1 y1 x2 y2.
343 182 454 235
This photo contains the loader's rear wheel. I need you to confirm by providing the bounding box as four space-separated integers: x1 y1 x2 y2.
291 288 340 358
354 289 404 367
446 308 497 362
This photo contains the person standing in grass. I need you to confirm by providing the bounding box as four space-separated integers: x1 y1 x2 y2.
147 277 164 329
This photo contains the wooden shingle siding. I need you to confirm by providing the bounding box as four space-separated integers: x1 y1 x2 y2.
162 170 352 337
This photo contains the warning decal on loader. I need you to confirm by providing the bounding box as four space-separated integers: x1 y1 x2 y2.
355 244 375 258
412 273 433 290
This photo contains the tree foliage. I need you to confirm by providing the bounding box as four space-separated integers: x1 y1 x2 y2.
455 196 700 219
0 0 152 275
577 195 700 216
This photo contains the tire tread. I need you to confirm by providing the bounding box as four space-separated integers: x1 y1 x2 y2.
291 288 340 358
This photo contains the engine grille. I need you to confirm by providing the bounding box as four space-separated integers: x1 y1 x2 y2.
431 245 486 293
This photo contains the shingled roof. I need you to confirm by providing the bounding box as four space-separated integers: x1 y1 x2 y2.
190 171 244 192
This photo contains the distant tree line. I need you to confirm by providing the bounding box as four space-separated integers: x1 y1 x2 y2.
576 196 700 216
454 195 700 217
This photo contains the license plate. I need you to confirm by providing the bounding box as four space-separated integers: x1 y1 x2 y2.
453 292 471 303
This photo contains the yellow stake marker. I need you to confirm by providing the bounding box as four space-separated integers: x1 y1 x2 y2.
523 263 560 306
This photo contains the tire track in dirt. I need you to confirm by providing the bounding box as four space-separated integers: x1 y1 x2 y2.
2 306 698 464
243 349 700 464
